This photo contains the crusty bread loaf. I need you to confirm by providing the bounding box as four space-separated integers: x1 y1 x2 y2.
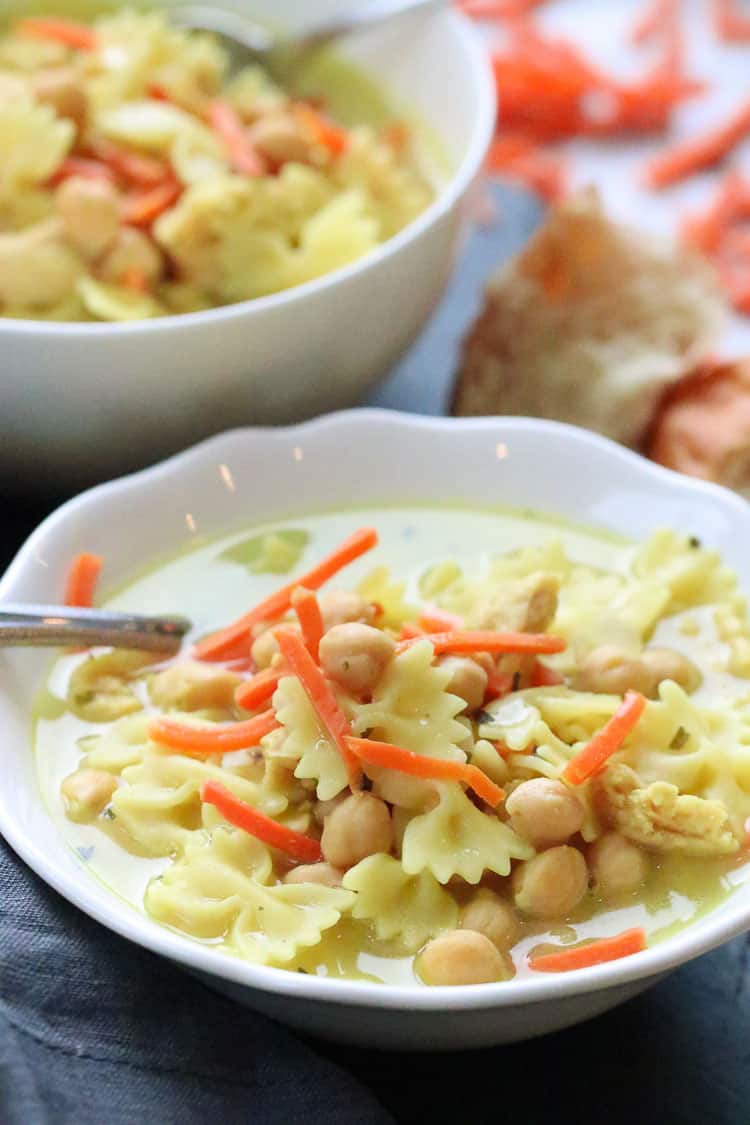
452 190 726 448
649 359 750 496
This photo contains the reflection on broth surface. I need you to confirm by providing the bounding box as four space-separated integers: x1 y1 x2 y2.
36 507 750 985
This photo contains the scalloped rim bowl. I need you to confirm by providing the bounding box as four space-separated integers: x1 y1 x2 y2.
2 411 750 1049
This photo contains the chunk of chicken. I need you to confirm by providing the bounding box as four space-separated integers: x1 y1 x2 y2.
477 572 560 687
149 660 241 712
68 650 154 722
594 763 738 856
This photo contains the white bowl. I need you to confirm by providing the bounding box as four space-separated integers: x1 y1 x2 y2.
0 1 494 488
3 411 749 1050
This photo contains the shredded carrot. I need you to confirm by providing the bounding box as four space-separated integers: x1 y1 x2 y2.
16 17 98 51
644 98 750 188
94 141 169 188
712 0 750 41
201 780 322 863
630 0 678 45
417 608 464 633
291 587 324 661
529 927 647 972
235 666 286 712
193 527 378 662
346 736 505 806
293 104 348 156
148 708 279 754
381 122 409 151
484 669 515 701
459 0 547 17
399 622 426 641
208 100 267 176
49 157 117 187
530 661 565 687
121 178 181 227
397 630 567 657
148 83 173 102
64 552 103 608
563 691 646 786
275 627 359 788
486 134 568 202
680 171 750 253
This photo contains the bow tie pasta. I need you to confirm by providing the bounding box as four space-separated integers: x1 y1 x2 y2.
40 510 750 986
0 10 432 321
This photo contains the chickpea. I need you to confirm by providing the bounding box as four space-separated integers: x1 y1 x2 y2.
249 113 311 164
313 794 345 827
588 833 648 899
250 627 280 670
32 67 87 131
321 792 393 869
512 846 588 919
439 656 488 712
56 177 120 260
460 889 520 952
61 768 117 822
97 227 164 288
283 862 343 887
149 660 241 712
642 648 702 695
319 623 395 695
319 591 376 630
418 929 514 986
576 645 654 697
505 778 585 849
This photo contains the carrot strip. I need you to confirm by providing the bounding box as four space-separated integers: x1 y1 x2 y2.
275 627 360 788
712 0 750 41
293 104 348 156
396 631 567 656
530 661 565 687
529 927 647 973
680 171 750 253
16 17 98 51
148 708 279 754
49 157 117 187
193 527 378 662
208 100 267 176
644 99 750 188
417 608 464 632
399 622 425 641
459 0 547 17
121 268 149 294
235 666 286 712
201 779 322 863
562 691 646 786
630 0 678 45
94 141 169 188
64 552 103 608
291 587 324 661
346 736 505 807
121 178 181 227
484 669 515 701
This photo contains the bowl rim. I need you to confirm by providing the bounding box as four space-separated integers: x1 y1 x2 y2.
3 409 750 1012
0 9 495 339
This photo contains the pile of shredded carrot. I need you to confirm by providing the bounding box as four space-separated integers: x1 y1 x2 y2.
459 0 750 316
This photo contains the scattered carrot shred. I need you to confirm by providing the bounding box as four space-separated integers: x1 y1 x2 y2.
193 528 378 662
630 0 678 45
484 669 515 701
397 630 567 656
148 709 279 754
712 0 750 41
208 100 267 176
121 268 149 293
275 627 360 789
486 134 567 202
346 736 505 806
530 661 565 687
201 780 322 863
94 141 169 188
563 691 646 786
291 587 325 662
64 552 103 608
417 608 464 633
529 927 647 972
644 98 750 188
16 17 98 50
49 157 117 187
458 0 547 17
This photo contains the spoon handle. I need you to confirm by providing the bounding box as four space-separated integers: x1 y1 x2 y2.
301 0 450 48
0 605 191 654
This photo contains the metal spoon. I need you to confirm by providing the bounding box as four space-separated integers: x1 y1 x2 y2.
169 0 448 77
0 605 191 654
